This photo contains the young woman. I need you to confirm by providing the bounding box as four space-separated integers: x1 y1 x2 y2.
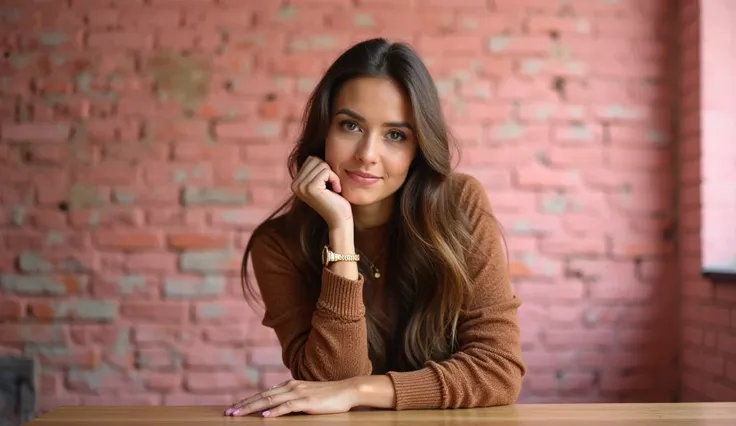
224 38 525 418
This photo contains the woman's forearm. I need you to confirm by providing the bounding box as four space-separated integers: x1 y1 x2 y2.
328 226 359 280
350 375 396 409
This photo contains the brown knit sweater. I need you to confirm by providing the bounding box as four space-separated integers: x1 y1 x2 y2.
249 173 525 410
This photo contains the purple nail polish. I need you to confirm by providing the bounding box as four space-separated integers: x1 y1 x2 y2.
262 410 271 417
224 408 232 415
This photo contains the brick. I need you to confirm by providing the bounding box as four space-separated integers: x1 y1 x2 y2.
209 207 273 229
487 35 551 56
163 275 226 299
143 164 214 186
463 144 539 167
172 142 240 162
125 253 177 273
167 233 231 250
497 77 557 101
70 207 145 228
28 300 118 321
16 251 95 273
0 324 68 344
494 0 564 13
147 208 207 227
93 275 159 299
546 145 604 167
192 301 257 323
0 299 23 320
215 120 282 140
80 394 162 406
87 31 153 50
544 329 616 349
718 332 736 355
24 344 100 368
519 103 590 123
2 122 71 142
101 141 169 162
142 372 182 391
67 363 144 392
527 16 592 36
94 231 162 250
180 250 240 274
87 9 119 28
516 163 581 189
539 235 606 256
286 32 351 53
120 8 182 28
607 145 670 171
185 370 259 393
1 274 88 296
249 346 286 367
112 185 180 206
146 119 211 141
418 35 484 55
182 187 248 206
514 280 585 301
121 302 188 324
241 143 293 163
163 393 233 406
519 59 588 77
133 325 184 345
184 345 244 368
552 123 603 144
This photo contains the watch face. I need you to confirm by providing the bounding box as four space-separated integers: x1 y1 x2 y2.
322 245 329 265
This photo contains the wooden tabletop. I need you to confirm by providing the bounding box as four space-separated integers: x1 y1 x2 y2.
26 402 736 425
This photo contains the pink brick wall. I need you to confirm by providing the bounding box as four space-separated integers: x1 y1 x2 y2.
0 0 715 414
678 0 736 401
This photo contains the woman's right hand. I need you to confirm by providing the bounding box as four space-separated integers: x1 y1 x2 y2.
291 156 353 230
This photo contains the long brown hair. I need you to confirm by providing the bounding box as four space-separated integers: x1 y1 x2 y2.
241 38 482 372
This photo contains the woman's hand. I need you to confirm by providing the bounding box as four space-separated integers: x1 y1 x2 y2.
225 379 360 418
291 156 353 230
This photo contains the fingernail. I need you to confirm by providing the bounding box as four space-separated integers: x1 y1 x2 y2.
224 408 232 415
262 410 271 417
232 409 240 416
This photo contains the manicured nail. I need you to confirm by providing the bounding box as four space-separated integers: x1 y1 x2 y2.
232 409 240 416
224 408 232 415
262 410 271 417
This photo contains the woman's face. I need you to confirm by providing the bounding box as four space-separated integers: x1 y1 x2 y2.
324 76 418 208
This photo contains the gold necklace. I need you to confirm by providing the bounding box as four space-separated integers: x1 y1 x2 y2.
358 247 385 279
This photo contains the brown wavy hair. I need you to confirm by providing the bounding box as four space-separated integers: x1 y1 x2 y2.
241 38 482 373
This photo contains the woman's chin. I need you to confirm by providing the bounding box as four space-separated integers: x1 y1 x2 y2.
341 189 379 206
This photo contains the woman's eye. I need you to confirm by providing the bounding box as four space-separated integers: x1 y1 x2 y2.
341 120 360 132
387 130 406 141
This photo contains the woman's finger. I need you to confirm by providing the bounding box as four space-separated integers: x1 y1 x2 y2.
230 390 301 417
299 163 329 195
292 157 320 188
225 383 290 416
262 398 310 418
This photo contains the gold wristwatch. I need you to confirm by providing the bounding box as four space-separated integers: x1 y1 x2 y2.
322 245 360 266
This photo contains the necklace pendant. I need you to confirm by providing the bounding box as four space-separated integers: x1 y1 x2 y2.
370 265 381 279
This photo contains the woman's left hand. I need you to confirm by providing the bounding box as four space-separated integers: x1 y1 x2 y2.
224 378 360 418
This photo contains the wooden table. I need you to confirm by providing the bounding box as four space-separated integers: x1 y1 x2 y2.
25 402 736 425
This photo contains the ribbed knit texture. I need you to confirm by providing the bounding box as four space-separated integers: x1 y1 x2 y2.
250 173 526 409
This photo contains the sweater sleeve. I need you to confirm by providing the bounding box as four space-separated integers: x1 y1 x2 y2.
385 174 526 410
249 226 372 381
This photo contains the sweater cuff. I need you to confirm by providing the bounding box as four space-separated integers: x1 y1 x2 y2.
386 366 444 410
317 266 365 320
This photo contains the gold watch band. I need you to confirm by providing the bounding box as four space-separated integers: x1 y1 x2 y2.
322 245 360 266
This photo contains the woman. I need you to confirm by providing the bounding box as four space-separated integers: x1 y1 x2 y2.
225 38 525 418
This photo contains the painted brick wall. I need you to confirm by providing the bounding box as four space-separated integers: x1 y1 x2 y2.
0 0 683 414
678 0 736 401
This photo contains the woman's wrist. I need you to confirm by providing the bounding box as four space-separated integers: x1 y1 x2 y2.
348 375 396 409
327 225 359 280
